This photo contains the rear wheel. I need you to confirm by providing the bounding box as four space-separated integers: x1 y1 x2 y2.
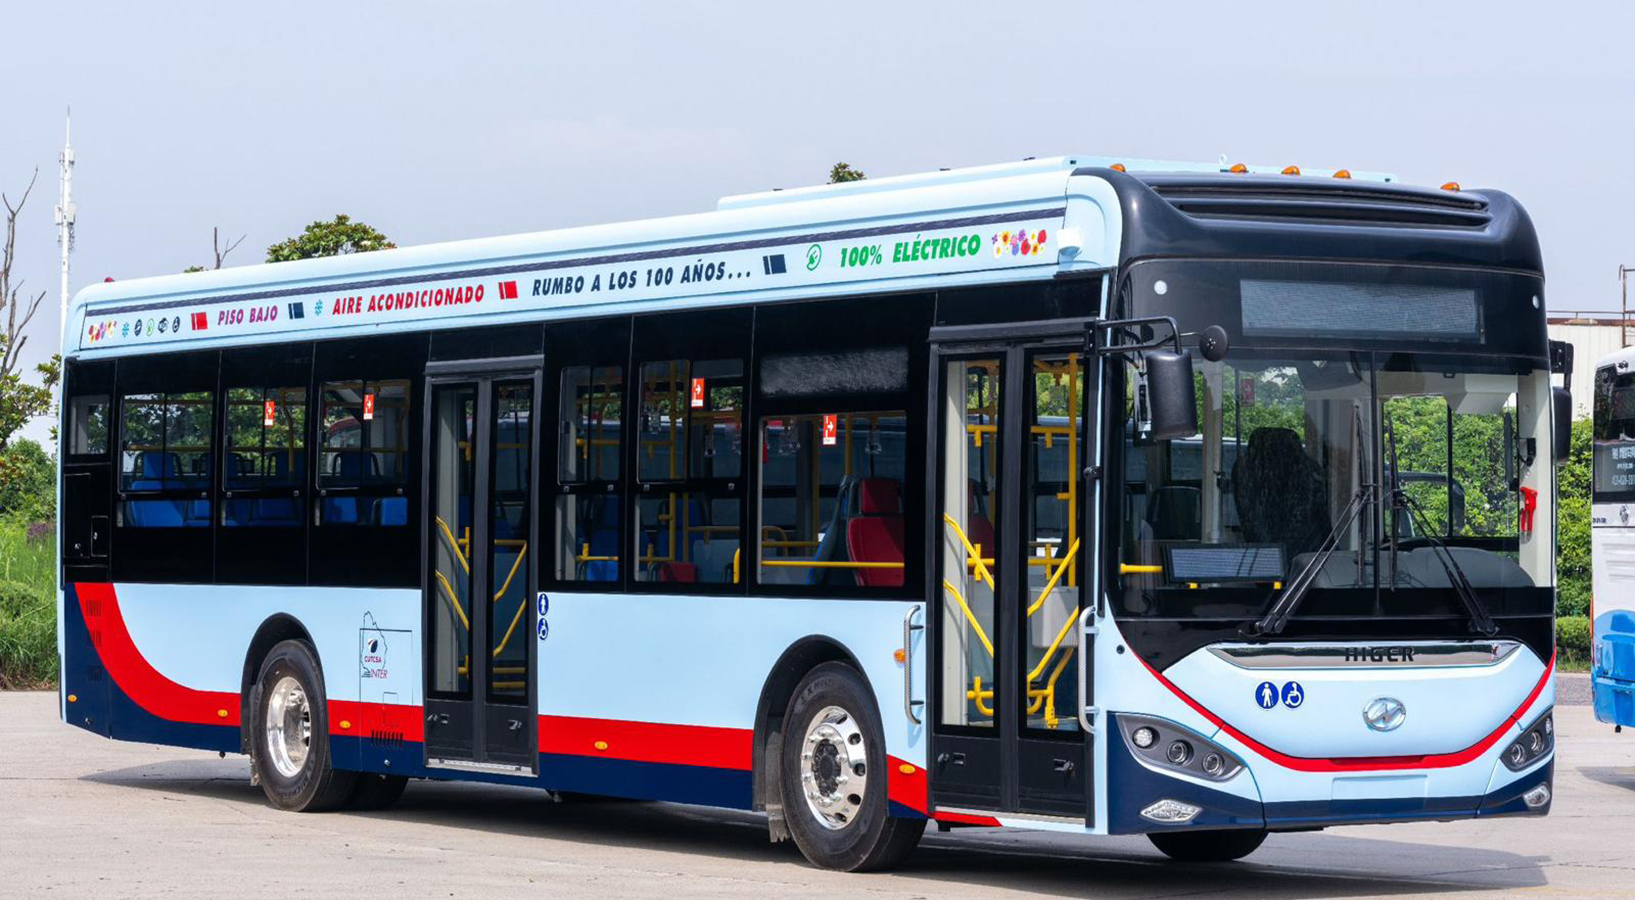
1148 828 1267 862
779 662 924 871
250 639 356 812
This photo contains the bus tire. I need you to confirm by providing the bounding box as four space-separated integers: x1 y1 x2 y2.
349 773 408 811
1147 828 1267 862
779 662 924 871
249 639 356 812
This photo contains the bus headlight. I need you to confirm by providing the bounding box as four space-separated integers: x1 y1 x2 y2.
1502 709 1554 772
1121 715 1243 782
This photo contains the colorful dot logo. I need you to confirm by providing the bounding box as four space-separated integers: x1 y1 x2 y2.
992 227 1048 258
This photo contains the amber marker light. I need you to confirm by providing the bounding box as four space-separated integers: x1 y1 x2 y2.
1281 165 1301 176
1110 163 1127 172
1333 169 1352 179
1441 181 1461 192
1228 163 1249 174
898 763 917 775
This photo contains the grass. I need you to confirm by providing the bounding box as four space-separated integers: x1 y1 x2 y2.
0 519 58 689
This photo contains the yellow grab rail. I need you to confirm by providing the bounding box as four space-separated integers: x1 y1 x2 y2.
435 516 470 574
941 579 995 656
942 513 995 591
1026 538 1081 617
1120 563 1162 575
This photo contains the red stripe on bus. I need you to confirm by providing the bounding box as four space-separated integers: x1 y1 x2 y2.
933 810 1003 827
1137 652 1555 772
887 756 928 815
76 582 242 728
539 715 753 770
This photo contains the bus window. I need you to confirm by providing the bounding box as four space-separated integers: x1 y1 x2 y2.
1594 366 1635 501
634 358 743 584
318 378 411 526
223 385 307 527
757 412 908 588
118 391 214 528
1023 353 1084 732
557 364 623 583
68 394 109 456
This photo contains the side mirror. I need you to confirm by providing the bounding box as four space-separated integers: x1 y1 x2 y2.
1144 349 1198 441
1198 325 1230 363
1553 386 1572 466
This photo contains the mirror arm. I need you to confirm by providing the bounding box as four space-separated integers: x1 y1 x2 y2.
1092 315 1184 358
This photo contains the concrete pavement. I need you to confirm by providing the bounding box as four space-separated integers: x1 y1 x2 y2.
3 690 1633 900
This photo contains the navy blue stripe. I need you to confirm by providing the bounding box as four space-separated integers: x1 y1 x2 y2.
94 207 1067 316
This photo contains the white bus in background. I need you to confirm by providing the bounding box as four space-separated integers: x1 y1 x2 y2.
1592 346 1635 727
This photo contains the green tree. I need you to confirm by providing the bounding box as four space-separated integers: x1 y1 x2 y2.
1 171 62 451
0 438 55 521
828 162 866 184
1556 417 1592 616
266 215 394 262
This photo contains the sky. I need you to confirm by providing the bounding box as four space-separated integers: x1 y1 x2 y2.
2 0 1632 445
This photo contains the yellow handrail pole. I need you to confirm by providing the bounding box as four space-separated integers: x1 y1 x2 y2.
1120 563 1163 575
763 559 903 569
492 544 528 602
732 548 741 584
1027 607 1080 684
967 676 995 717
434 516 470 574
1041 647 1075 729
941 579 995 657
1026 538 1081 617
434 571 470 630
942 513 995 591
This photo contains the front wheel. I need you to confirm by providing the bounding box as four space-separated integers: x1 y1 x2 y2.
250 639 356 812
779 662 924 871
1148 828 1267 862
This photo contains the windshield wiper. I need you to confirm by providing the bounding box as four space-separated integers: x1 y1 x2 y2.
1390 489 1500 636
1248 407 1374 637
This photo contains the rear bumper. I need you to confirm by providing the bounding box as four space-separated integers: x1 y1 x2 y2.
1592 673 1635 727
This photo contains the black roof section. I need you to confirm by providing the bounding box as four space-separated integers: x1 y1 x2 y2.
1074 168 1543 274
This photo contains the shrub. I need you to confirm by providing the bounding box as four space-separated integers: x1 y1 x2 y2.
0 577 55 689
1557 615 1592 666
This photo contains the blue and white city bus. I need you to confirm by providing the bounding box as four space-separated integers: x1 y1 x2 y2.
1592 345 1635 727
58 156 1564 870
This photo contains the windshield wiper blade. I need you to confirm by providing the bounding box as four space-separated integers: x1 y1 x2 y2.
1247 484 1372 637
1393 491 1500 636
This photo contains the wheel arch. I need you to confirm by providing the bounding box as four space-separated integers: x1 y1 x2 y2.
239 613 316 753
751 635 873 814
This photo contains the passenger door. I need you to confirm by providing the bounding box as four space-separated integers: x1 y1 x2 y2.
928 323 1098 821
422 365 541 774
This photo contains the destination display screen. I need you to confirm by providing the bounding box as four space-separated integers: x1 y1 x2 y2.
1241 280 1481 342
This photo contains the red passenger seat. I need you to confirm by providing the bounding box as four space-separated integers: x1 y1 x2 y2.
657 562 698 583
846 478 905 588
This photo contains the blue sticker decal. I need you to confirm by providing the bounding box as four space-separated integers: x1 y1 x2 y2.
1255 681 1279 709
537 618 549 642
536 591 550 617
1281 681 1305 709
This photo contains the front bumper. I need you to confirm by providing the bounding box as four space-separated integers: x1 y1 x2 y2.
1107 712 1553 834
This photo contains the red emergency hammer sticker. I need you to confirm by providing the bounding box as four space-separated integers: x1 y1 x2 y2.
1520 486 1538 537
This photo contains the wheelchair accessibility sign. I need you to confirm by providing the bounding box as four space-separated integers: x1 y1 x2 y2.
1256 681 1305 710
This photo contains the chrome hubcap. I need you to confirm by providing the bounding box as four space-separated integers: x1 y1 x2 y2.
264 675 312 779
799 705 868 830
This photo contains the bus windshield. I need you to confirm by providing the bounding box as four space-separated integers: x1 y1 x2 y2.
1593 365 1635 501
1119 350 1555 615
